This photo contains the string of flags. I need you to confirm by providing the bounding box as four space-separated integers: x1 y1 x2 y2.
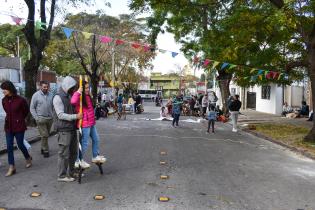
193 56 288 82
2 12 289 82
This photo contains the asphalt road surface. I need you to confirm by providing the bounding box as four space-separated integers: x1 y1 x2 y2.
1 103 315 210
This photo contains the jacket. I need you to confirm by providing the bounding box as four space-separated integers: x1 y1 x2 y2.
2 95 29 133
228 100 242 112
71 91 96 128
30 90 53 121
52 76 78 132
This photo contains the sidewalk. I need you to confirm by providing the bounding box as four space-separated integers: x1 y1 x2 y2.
0 120 40 154
238 109 313 129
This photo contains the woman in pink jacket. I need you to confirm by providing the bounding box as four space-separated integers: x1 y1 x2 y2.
71 81 106 169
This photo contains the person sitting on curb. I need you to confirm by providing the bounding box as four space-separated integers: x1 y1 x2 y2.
282 102 293 116
298 101 309 117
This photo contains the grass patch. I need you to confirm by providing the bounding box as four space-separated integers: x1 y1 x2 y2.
254 123 315 156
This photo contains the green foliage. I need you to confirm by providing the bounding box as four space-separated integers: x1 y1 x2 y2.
0 24 27 57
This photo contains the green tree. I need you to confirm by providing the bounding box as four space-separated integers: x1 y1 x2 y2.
0 24 27 57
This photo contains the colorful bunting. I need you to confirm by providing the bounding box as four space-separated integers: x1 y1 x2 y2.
62 27 74 39
228 64 237 70
257 70 264 75
150 47 156 52
171 52 179 58
258 75 263 80
221 62 229 70
82 32 93 39
11 16 22 25
35 21 46 30
273 72 279 79
278 73 283 80
100 36 112 43
131 43 141 49
203 59 210 67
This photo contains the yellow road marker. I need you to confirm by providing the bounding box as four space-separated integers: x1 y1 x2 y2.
160 161 166 165
160 151 167 155
158 196 170 202
94 195 105 200
30 192 41 197
160 175 169 179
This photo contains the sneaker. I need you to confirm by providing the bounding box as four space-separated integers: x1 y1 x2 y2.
75 160 90 169
92 155 107 163
57 177 75 182
232 128 238 132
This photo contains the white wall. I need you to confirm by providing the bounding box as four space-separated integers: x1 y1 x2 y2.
255 84 283 115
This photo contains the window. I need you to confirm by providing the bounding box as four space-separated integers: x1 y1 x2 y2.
261 85 271 100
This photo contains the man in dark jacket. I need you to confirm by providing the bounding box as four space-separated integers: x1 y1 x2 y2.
53 76 82 182
228 95 242 132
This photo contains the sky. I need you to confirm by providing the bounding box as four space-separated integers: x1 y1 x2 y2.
0 0 195 77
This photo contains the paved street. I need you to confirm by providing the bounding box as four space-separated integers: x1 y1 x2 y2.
1 103 315 210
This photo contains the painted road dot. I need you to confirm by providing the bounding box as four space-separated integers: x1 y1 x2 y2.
160 175 169 179
94 195 105 200
160 151 167 155
160 161 166 165
158 196 170 202
30 192 41 197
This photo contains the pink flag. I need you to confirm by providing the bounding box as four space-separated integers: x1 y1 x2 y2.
11 16 22 25
143 45 150 52
100 36 112 43
273 72 279 79
203 59 210 67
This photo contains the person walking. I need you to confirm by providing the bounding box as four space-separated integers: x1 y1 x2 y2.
1 81 32 177
208 91 218 110
228 95 242 132
172 93 183 127
117 93 124 120
207 105 217 133
53 76 83 182
201 93 209 118
71 81 106 169
30 81 53 158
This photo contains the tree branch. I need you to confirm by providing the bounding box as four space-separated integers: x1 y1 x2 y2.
72 34 91 77
269 0 284 9
22 0 36 48
285 60 309 72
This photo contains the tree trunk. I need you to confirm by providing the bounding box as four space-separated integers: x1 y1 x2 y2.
218 79 231 114
90 73 99 106
304 34 315 143
24 56 39 100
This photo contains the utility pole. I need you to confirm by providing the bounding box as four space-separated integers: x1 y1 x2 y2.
17 36 20 57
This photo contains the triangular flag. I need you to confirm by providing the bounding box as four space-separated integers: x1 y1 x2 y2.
159 49 166 53
131 43 141 49
143 45 150 52
82 32 93 39
100 36 112 43
250 76 255 81
278 73 283 80
212 61 220 69
115 39 125 45
273 72 279 79
36 21 46 30
11 16 22 25
264 71 269 78
171 52 179 58
203 59 210 67
266 72 273 79
62 27 74 39
150 47 156 52
250 68 257 74
258 75 263 80
221 62 229 70
228 64 237 70
257 69 264 75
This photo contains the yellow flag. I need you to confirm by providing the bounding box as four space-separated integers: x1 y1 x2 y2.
212 61 220 69
258 75 262 80
250 68 257 74
82 32 93 39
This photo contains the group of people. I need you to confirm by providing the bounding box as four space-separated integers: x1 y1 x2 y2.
282 101 310 119
161 92 242 133
1 76 106 182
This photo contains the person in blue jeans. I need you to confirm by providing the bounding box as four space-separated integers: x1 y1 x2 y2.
172 94 183 127
207 105 217 133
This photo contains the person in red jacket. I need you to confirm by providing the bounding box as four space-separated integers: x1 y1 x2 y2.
1 81 32 177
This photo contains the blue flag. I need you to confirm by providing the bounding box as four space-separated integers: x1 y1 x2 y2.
171 52 179 58
221 62 229 70
62 27 74 39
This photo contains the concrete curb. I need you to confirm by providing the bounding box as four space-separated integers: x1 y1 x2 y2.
243 128 315 161
0 132 57 155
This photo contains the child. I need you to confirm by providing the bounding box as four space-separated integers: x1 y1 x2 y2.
207 105 217 133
